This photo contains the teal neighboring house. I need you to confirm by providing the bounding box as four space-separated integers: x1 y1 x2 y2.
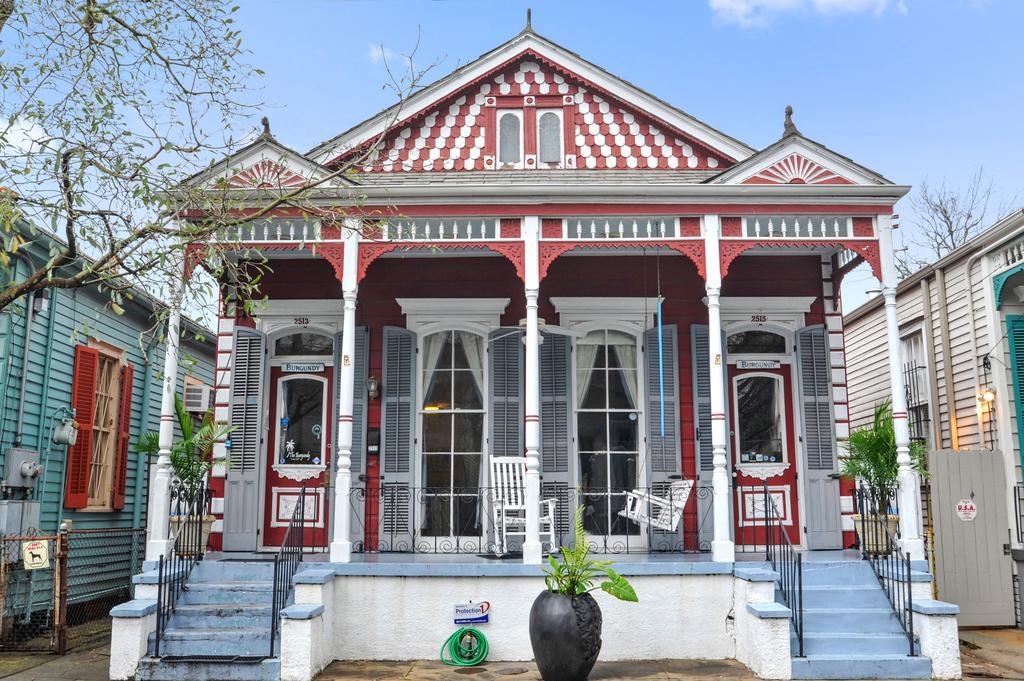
0 222 215 537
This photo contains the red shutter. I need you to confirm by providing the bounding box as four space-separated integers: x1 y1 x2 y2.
112 364 134 510
65 346 99 509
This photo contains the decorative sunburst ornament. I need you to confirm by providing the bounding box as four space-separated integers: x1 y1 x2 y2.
744 153 852 185
225 159 306 189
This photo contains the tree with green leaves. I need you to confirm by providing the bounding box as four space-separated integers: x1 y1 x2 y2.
136 394 232 489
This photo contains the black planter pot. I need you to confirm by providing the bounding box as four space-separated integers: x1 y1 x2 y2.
529 590 603 681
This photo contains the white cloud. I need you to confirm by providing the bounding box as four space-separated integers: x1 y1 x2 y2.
709 0 906 27
1 118 49 156
367 44 399 65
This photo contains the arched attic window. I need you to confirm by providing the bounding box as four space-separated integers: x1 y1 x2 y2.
538 111 562 165
498 112 522 166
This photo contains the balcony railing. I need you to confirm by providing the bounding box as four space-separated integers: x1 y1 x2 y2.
742 216 851 239
373 217 500 241
560 217 679 240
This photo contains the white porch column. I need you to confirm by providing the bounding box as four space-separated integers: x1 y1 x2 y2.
522 215 542 565
704 215 735 563
878 214 925 561
145 264 184 562
331 221 360 563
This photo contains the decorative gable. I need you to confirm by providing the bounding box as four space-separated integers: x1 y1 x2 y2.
741 153 853 185
339 54 734 173
224 158 309 189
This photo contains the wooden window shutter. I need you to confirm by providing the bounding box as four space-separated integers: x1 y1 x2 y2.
488 328 524 457
65 345 100 509
112 363 135 510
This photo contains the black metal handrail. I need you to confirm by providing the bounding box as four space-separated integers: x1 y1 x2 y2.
155 485 211 657
270 484 306 657
761 484 803 657
854 486 916 656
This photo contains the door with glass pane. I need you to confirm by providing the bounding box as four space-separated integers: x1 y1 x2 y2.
575 329 643 549
420 330 486 547
729 367 800 545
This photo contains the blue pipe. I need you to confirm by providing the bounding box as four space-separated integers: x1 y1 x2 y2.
657 296 665 438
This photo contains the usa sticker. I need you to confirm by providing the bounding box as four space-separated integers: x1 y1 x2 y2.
454 601 490 625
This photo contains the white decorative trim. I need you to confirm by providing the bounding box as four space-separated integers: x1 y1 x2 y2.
273 464 327 482
736 463 790 481
739 485 794 527
720 297 815 314
270 487 326 528
551 297 659 331
398 297 510 333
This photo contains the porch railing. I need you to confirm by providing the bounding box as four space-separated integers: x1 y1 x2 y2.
761 484 804 657
270 484 306 657
155 485 211 657
854 486 917 657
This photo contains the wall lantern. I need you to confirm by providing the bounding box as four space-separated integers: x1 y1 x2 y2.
366 375 380 400
980 388 996 404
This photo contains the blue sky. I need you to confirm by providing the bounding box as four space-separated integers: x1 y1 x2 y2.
233 0 1023 310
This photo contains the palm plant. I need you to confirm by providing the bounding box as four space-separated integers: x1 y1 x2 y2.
840 400 927 512
136 395 233 490
543 506 638 602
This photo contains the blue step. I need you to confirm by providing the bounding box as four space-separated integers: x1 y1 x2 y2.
800 562 878 587
801 584 889 609
168 604 272 630
149 628 273 658
136 656 279 681
791 654 932 679
802 607 906 633
179 581 273 605
799 632 914 656
190 561 277 583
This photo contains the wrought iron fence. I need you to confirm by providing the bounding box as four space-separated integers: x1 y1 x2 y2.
854 486 917 656
270 484 306 657
155 485 212 657
761 484 803 657
0 526 144 654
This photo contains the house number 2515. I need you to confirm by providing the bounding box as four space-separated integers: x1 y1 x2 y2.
294 317 309 325
750 314 768 323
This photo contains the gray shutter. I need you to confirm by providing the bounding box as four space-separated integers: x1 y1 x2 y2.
489 329 524 457
691 324 727 550
540 332 572 544
224 327 266 552
332 327 369 547
380 326 415 545
797 325 836 471
645 325 682 546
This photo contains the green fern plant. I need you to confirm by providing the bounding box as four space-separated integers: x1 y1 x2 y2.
136 395 234 490
542 506 638 602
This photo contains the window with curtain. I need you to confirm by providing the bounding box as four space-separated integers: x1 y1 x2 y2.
575 329 641 536
734 375 785 464
538 111 561 165
421 330 485 537
278 376 326 466
498 112 522 165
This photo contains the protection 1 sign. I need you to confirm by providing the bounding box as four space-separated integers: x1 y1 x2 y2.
454 601 490 624
22 540 49 570
955 498 978 522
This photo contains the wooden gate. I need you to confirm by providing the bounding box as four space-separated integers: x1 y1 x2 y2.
929 449 1015 626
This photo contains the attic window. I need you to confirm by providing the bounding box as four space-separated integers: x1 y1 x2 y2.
497 111 522 167
538 110 562 165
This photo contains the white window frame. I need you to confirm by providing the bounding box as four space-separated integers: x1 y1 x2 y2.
536 108 564 168
272 373 329 483
496 109 524 169
899 323 931 447
731 371 791 468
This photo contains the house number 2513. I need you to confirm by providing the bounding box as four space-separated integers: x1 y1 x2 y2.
294 317 309 325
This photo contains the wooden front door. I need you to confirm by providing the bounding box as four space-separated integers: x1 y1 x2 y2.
729 366 801 546
262 367 332 548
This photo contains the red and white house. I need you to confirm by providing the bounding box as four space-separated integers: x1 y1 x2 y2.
114 26 962 681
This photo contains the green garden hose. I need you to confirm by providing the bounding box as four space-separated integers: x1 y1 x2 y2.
440 627 489 667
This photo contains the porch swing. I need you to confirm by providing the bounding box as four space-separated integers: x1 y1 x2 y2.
617 248 694 533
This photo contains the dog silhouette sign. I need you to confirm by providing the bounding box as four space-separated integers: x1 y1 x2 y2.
22 540 49 570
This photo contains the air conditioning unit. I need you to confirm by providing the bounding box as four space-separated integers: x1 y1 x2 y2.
184 384 212 413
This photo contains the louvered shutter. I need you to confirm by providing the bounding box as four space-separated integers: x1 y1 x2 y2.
223 327 265 551
797 325 835 471
381 326 415 541
333 327 369 473
489 329 524 457
65 345 99 509
539 332 572 543
691 325 727 548
644 325 682 545
112 363 134 510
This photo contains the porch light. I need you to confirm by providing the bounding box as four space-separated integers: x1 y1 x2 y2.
366 374 380 400
980 388 996 403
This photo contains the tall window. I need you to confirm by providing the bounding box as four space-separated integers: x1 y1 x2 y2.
277 376 327 467
421 330 485 537
88 350 123 510
537 110 562 165
901 331 931 446
734 375 786 465
575 329 640 536
498 111 522 166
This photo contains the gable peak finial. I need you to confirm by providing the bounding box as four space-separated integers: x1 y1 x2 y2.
526 8 532 31
260 116 272 140
783 105 801 138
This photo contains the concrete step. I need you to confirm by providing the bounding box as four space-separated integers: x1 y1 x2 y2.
799 632 915 656
190 561 277 583
136 656 279 681
801 584 890 609
168 604 272 630
179 581 273 606
791 653 932 679
800 562 878 587
148 628 273 658
802 608 905 633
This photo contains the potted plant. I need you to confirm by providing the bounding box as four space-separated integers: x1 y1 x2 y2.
137 395 232 556
529 507 638 681
841 400 927 554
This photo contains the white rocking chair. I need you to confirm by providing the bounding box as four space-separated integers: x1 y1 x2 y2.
490 456 558 556
617 479 694 532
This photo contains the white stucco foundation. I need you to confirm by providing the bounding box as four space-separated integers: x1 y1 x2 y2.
108 601 157 681
914 601 962 679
